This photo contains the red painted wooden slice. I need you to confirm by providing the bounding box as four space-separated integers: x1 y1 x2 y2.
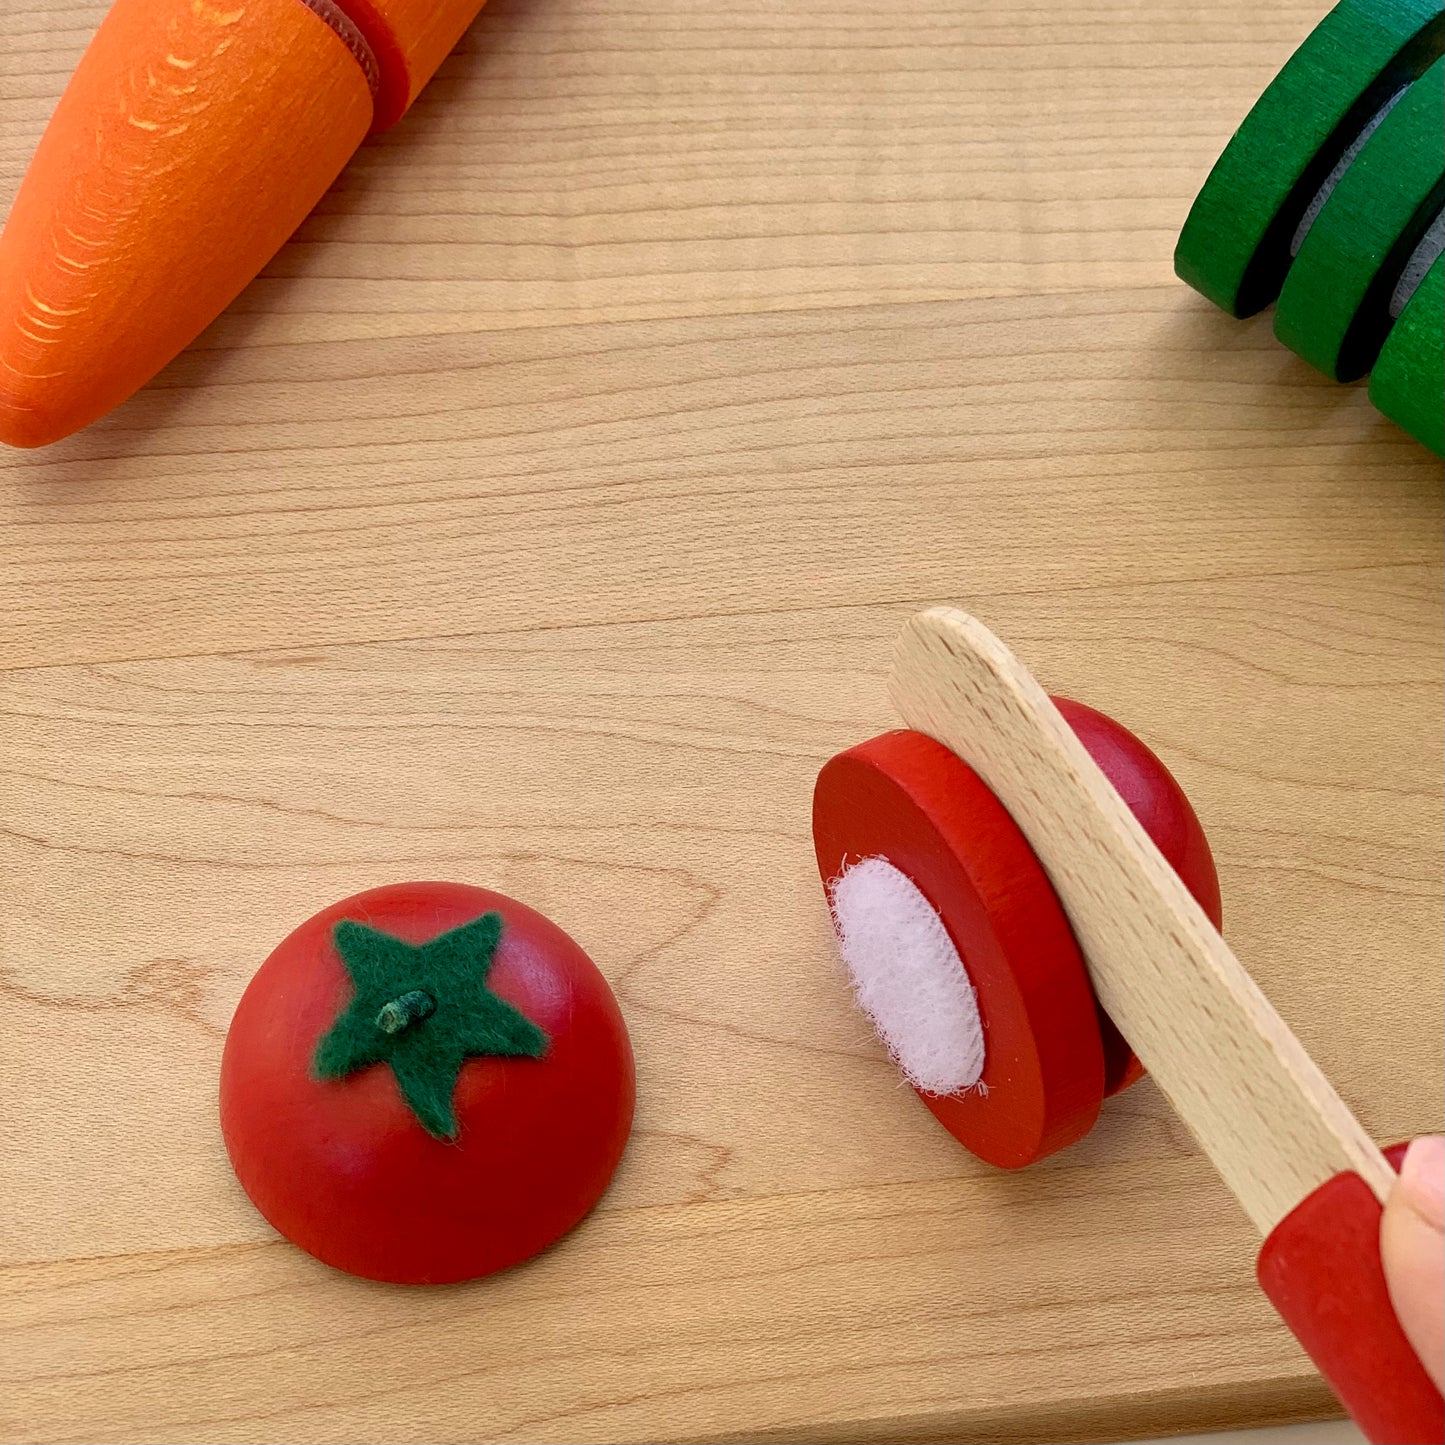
812 702 1224 1164
813 729 1105 1167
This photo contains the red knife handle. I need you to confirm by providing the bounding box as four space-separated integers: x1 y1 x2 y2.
1257 1144 1443 1444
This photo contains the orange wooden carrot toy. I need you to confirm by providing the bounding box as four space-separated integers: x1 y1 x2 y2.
0 0 487 448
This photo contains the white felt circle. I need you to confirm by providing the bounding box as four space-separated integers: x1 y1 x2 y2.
827 856 985 1095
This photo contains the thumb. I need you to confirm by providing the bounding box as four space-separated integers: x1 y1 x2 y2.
1381 1135 1445 1392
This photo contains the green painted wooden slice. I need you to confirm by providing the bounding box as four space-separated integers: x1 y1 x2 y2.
1175 0 1443 318
1275 58 1444 381
1369 251 1444 453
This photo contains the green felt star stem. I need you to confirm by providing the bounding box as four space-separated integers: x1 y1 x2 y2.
312 911 548 1140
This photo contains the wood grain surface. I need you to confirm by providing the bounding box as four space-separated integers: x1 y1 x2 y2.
1 1 1441 1442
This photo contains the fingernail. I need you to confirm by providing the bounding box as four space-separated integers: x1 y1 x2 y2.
1399 1136 1445 1230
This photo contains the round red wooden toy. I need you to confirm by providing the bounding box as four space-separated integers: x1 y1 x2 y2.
220 880 635 1285
812 699 1221 1168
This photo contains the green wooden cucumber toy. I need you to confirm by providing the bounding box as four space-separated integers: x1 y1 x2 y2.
1177 0 1444 453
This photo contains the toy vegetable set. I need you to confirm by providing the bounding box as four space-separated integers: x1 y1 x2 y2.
1 0 1441 1442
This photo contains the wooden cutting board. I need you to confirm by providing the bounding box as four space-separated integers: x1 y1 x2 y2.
1 2 1440 1440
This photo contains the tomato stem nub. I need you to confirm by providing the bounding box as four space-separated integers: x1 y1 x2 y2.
376 990 435 1034
313 913 548 1139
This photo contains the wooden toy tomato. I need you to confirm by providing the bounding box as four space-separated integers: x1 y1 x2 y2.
812 697 1222 1169
220 881 634 1285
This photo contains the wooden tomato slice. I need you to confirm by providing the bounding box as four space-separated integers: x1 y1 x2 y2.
813 729 1106 1168
813 704 1224 1163
219 880 634 1285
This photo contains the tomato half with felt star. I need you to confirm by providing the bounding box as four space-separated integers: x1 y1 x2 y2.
219 881 635 1285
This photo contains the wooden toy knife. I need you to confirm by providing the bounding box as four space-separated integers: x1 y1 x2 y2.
890 606 1443 1445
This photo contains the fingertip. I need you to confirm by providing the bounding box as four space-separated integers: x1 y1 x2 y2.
1398 1135 1445 1231
1383 1136 1445 1394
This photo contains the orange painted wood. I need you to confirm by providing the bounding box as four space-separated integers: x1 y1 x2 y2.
354 0 490 124
0 0 372 447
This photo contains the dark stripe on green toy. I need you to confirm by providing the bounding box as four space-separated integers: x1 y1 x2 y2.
1369 251 1444 453
1175 0 1444 318
1289 85 1409 255
1388 206 1445 315
1274 57 1445 381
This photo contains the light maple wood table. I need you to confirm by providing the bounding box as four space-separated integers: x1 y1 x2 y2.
1 2 1440 1442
